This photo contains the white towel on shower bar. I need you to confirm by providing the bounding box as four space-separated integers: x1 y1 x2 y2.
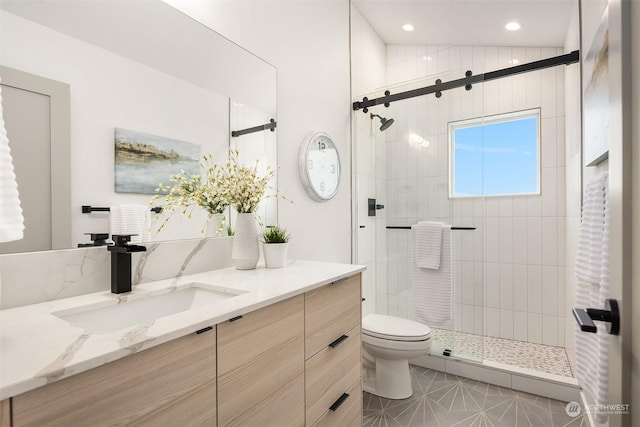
412 223 452 324
412 221 444 269
575 171 609 422
109 204 149 244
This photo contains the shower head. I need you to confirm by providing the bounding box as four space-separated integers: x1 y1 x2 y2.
370 113 394 131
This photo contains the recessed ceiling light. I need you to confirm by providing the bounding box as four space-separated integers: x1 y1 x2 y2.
509 59 520 65
422 56 433 61
402 24 414 32
505 22 522 31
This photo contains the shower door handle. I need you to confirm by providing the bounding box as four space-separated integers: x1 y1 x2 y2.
572 298 620 335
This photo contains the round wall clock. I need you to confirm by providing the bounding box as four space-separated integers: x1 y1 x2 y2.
298 132 341 202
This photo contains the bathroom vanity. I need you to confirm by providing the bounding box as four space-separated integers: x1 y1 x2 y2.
0 260 364 426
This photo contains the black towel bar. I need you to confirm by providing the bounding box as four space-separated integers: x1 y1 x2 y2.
386 226 475 230
82 205 162 214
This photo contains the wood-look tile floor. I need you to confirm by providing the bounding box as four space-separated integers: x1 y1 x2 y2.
363 366 587 427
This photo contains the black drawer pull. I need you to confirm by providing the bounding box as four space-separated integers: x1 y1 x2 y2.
196 326 213 334
229 315 243 322
330 277 348 285
329 393 350 412
328 334 349 348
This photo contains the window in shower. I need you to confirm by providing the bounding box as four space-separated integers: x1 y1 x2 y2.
448 108 540 197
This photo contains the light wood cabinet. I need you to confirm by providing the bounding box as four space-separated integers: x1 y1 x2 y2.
217 295 305 427
305 274 361 358
305 274 362 426
0 399 10 427
5 272 363 427
306 325 361 424
311 379 362 427
12 329 216 427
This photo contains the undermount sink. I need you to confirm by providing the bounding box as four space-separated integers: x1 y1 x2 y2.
52 284 246 335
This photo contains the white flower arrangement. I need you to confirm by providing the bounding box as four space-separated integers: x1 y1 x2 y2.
220 149 275 214
152 154 228 233
152 150 284 232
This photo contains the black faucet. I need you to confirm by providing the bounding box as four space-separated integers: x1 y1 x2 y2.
108 234 147 294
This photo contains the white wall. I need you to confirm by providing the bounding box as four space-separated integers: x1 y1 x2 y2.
1 11 230 246
350 3 386 316
167 0 353 263
382 45 568 346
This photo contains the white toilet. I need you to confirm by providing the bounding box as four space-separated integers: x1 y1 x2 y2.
362 313 432 399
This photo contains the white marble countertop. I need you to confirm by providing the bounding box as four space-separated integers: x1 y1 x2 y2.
0 259 365 400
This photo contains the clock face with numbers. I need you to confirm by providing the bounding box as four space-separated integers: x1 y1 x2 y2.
299 132 341 202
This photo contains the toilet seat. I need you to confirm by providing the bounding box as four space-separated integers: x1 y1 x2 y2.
362 314 431 342
362 332 431 352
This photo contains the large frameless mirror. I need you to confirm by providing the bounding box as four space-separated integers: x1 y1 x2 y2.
0 0 277 254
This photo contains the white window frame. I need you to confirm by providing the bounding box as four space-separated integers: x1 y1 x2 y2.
448 108 541 198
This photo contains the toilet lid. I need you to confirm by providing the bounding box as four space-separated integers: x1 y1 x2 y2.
362 314 431 342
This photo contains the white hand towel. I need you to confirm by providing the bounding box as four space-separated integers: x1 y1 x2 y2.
575 171 609 422
412 224 452 324
412 221 444 269
0 80 24 243
109 204 148 244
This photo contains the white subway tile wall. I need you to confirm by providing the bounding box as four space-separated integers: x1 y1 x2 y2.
378 45 566 347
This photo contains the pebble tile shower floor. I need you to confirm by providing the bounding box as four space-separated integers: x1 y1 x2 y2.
430 328 574 377
363 366 587 427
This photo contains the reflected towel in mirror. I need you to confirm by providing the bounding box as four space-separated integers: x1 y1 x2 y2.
0 81 24 243
109 204 149 244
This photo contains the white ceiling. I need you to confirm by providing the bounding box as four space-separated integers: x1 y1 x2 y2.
352 0 575 47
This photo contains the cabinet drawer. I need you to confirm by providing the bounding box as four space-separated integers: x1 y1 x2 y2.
305 273 361 358
311 379 362 427
217 295 304 427
0 399 9 427
12 331 216 427
306 325 361 426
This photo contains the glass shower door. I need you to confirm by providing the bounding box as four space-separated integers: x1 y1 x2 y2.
355 67 485 363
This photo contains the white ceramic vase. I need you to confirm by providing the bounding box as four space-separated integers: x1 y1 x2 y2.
232 213 259 270
205 213 226 238
263 242 288 269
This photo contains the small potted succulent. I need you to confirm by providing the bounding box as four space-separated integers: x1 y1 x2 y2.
261 225 290 268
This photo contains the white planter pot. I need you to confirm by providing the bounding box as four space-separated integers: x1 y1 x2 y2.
232 213 259 270
205 213 227 238
263 242 288 268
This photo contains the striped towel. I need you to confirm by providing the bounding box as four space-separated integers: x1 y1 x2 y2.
412 221 444 269
109 204 149 243
412 223 452 324
575 171 609 422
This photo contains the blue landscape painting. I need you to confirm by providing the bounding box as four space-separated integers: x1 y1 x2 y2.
114 128 200 194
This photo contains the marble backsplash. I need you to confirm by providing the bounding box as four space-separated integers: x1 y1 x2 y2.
0 237 233 310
